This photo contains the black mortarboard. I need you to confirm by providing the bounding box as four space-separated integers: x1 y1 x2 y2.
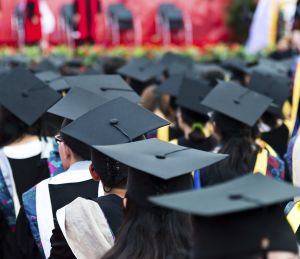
93 138 227 206
49 78 70 92
221 58 251 75
248 69 290 116
159 52 194 75
118 57 165 83
65 58 84 68
157 74 184 97
150 174 300 258
177 77 212 114
35 71 61 84
201 81 272 126
256 58 291 76
34 57 66 73
61 97 169 146
48 87 108 120
0 67 61 125
7 55 29 67
64 75 140 103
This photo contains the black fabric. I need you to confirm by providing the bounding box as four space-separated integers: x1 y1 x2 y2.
48 179 99 218
49 194 123 259
169 126 184 141
92 194 123 237
9 155 50 203
200 151 257 187
26 3 35 19
261 123 289 159
177 136 216 152
14 207 42 259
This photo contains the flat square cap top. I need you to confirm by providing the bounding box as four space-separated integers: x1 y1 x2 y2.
150 173 300 216
61 97 169 146
48 87 108 120
93 138 227 179
177 77 212 114
201 81 272 126
118 57 165 83
35 71 61 83
248 69 290 116
64 75 140 103
0 67 61 125
157 74 184 97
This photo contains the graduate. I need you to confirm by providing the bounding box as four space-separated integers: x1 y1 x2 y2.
47 97 170 258
199 81 286 187
248 68 290 159
14 87 108 259
151 173 300 259
0 67 61 258
72 0 101 45
172 77 216 151
24 0 42 45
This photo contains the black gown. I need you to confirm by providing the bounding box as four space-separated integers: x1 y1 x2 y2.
15 179 99 259
261 123 289 159
49 194 123 259
177 136 216 152
1 154 50 259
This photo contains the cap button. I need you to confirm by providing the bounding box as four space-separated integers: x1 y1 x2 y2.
156 154 166 159
110 118 119 125
233 99 240 105
21 90 29 98
229 194 242 200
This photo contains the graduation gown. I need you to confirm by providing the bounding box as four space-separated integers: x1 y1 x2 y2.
0 138 56 259
15 161 102 259
73 0 101 42
49 194 123 259
200 147 286 187
24 0 42 44
261 123 290 159
176 136 216 152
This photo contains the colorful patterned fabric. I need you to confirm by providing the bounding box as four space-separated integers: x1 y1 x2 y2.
266 154 285 180
0 169 16 232
286 135 298 180
48 141 64 177
22 186 45 258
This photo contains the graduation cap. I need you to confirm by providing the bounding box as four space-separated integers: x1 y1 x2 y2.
256 58 291 76
48 87 108 120
201 81 272 126
159 52 194 75
93 138 227 206
176 77 212 114
118 57 165 84
35 70 61 84
34 57 66 73
49 78 70 92
0 67 61 125
221 58 252 75
64 75 140 103
157 74 184 97
61 97 169 146
248 69 290 116
150 173 300 257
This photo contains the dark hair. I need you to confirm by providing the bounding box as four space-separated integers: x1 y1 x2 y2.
181 108 209 145
0 106 46 147
260 112 279 129
103 57 126 75
102 197 192 259
59 119 90 160
210 112 260 180
90 148 128 191
202 69 225 87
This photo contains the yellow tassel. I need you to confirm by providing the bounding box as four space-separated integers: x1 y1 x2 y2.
269 0 279 48
291 61 300 135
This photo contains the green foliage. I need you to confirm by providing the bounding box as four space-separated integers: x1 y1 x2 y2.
226 0 257 43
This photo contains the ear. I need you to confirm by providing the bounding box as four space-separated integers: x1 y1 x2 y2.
89 163 101 181
123 198 127 209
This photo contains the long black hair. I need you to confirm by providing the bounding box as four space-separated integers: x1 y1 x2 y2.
102 197 192 259
210 112 260 180
0 106 46 147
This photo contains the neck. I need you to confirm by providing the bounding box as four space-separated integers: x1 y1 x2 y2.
182 124 192 139
105 188 126 198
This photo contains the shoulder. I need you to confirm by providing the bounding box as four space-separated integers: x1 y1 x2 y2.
266 154 285 180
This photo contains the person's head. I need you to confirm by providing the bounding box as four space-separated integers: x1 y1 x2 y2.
89 148 128 193
177 107 209 142
58 119 90 170
103 57 126 75
140 85 159 112
202 69 226 87
209 112 259 180
0 105 44 147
